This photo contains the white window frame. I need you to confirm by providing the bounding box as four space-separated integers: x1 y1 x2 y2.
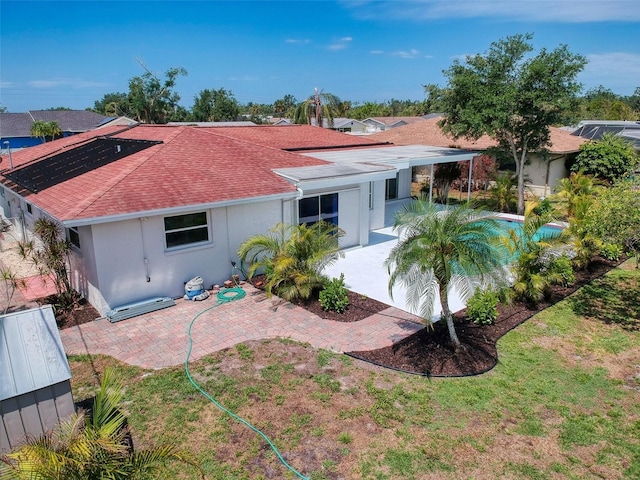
163 211 212 251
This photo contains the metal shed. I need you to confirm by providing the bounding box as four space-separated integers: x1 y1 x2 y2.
0 305 74 453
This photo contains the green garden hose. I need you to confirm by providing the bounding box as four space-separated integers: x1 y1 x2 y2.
184 281 309 480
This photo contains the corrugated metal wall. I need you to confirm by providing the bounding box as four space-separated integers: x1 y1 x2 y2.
0 381 75 452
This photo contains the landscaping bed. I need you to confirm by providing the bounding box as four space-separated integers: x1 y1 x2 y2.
348 256 626 376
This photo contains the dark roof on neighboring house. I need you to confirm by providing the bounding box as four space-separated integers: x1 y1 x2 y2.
0 110 113 137
571 120 640 149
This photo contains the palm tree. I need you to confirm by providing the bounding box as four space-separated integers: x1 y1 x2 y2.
500 201 568 303
292 88 341 128
553 171 601 220
238 221 344 301
30 120 62 143
486 173 518 213
0 369 202 479
17 218 74 308
385 200 506 348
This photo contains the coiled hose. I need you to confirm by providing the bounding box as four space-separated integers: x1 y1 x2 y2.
184 276 309 480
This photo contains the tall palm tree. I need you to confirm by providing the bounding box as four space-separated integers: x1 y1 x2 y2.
385 200 506 348
292 88 341 128
0 369 202 480
238 221 344 301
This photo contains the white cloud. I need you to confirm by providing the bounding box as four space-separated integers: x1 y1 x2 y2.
28 78 109 89
391 49 421 59
0 82 14 88
285 38 311 44
342 0 640 23
328 36 353 51
370 50 384 55
581 52 640 94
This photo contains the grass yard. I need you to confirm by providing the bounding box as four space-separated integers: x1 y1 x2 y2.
68 261 640 479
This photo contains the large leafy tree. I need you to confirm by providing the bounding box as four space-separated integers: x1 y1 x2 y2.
128 63 187 124
385 200 505 348
584 180 640 263
92 92 133 117
30 120 62 143
273 94 297 117
571 133 639 184
0 369 202 479
292 88 342 128
430 33 586 215
579 85 635 120
191 87 240 122
238 222 344 301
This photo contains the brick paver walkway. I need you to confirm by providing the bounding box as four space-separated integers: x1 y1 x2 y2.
60 283 424 369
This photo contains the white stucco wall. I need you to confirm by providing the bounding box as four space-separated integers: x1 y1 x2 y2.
85 200 291 313
369 180 386 231
397 168 413 199
337 188 360 247
523 155 570 197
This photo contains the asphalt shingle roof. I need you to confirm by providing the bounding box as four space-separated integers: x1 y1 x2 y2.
0 110 111 137
369 117 586 154
0 125 335 223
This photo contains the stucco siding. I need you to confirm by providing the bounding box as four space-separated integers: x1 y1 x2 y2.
337 188 360 248
369 180 386 230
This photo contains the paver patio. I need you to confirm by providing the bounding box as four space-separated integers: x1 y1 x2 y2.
59 283 424 369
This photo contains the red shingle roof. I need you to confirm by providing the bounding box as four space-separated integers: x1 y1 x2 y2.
369 117 587 153
1 125 330 222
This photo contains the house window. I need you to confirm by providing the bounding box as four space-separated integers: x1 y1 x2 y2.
68 227 80 249
385 174 398 200
299 193 338 226
164 212 209 249
26 203 33 215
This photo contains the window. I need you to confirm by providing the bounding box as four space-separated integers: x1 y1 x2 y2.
26 203 33 215
385 174 399 200
68 227 80 249
299 193 338 226
164 212 209 249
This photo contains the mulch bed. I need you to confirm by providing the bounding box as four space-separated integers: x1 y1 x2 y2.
346 256 625 377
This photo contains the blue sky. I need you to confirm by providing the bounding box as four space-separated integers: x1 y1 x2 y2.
1 0 640 112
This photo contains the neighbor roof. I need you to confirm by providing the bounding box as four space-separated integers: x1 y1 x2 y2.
202 124 389 151
0 110 113 137
0 124 330 224
369 117 587 154
0 306 71 401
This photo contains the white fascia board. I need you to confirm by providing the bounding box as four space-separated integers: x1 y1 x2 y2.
62 191 299 228
283 170 397 192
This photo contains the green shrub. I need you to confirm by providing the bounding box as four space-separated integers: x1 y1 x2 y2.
466 287 500 325
533 197 553 216
548 254 576 287
600 242 623 261
319 274 349 313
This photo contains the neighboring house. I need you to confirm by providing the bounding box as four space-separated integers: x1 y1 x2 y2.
362 116 426 133
1 305 75 453
369 116 587 196
168 121 257 127
571 120 640 150
0 124 475 315
306 117 369 134
0 110 136 150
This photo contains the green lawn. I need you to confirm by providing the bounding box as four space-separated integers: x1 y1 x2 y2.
69 261 640 479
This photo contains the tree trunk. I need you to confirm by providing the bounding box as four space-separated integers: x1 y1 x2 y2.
439 284 461 347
